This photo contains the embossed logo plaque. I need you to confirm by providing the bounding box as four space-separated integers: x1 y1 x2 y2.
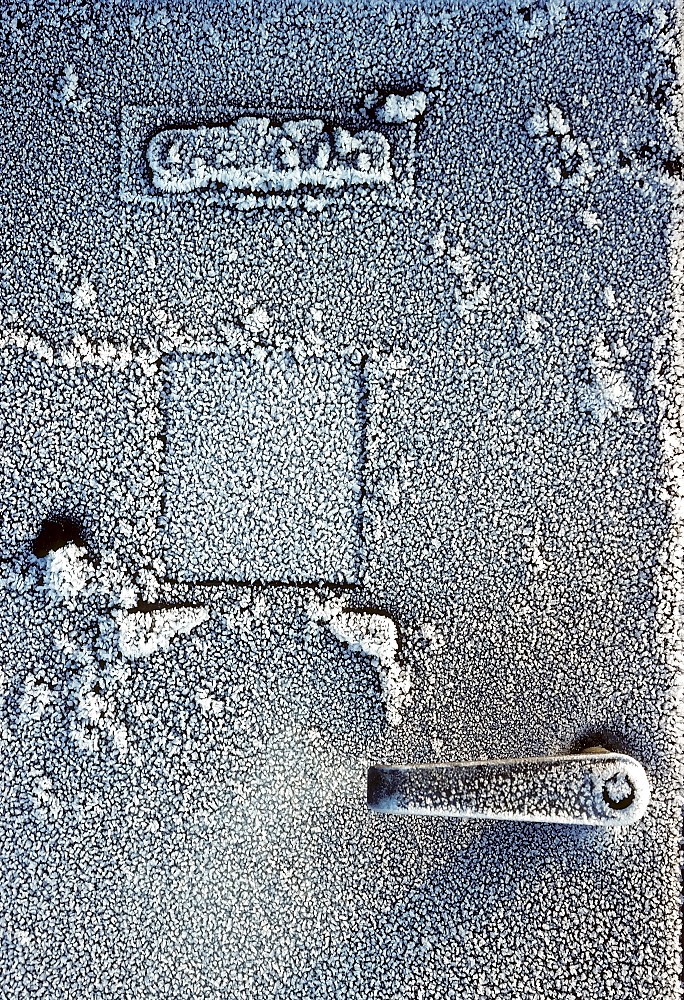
120 104 418 210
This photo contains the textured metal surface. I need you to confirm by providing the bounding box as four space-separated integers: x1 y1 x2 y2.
1 3 683 998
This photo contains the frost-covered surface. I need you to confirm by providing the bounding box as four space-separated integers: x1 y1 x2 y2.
368 751 652 825
526 103 597 190
147 118 393 193
373 89 427 123
161 349 363 583
122 102 418 209
117 605 210 658
315 600 411 725
1 1 684 999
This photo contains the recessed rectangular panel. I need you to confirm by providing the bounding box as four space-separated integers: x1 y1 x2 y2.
161 349 363 583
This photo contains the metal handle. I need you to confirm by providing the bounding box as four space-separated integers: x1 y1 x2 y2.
367 750 650 827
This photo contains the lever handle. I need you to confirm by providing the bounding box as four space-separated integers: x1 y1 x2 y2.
367 751 650 827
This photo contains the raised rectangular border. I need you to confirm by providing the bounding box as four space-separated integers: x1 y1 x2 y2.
120 104 417 210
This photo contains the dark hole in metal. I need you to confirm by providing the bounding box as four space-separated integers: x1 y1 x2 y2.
602 774 635 811
32 516 86 558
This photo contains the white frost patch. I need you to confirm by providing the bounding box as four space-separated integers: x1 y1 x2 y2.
77 686 106 726
242 307 272 336
67 655 131 758
29 775 63 821
527 105 596 191
196 690 225 717
522 310 547 346
313 599 409 726
41 545 161 612
419 622 447 652
51 64 90 112
603 285 617 309
71 725 100 754
0 328 54 364
579 332 636 423
42 543 95 601
581 209 602 230
529 521 548 575
428 230 447 260
111 725 129 753
425 68 442 90
451 247 490 318
12 928 32 949
117 606 210 659
72 277 97 311
432 241 490 318
374 91 427 124
19 675 53 722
